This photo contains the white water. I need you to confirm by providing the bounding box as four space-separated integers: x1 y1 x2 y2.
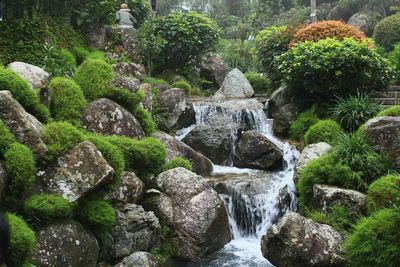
175 101 299 267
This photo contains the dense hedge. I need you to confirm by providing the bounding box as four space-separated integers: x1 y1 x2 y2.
373 13 400 51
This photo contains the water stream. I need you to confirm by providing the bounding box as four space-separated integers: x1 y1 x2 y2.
168 99 299 267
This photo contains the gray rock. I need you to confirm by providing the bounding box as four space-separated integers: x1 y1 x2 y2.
182 115 240 165
154 168 231 261
117 27 138 62
348 10 380 36
8 61 50 90
200 52 229 86
294 142 332 183
104 172 144 208
328 5 356 21
114 252 157 267
312 184 367 215
158 89 195 130
113 62 146 81
86 24 113 50
365 116 400 171
233 131 283 170
153 132 213 176
113 75 140 93
139 83 153 113
213 68 254 99
0 91 48 157
99 204 160 261
41 141 114 202
261 212 345 267
272 103 300 138
0 162 6 202
83 98 145 139
34 220 99 267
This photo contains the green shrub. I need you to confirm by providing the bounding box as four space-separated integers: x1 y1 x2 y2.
304 119 344 145
43 47 77 77
0 66 50 122
76 199 116 232
367 174 400 212
164 157 193 171
106 136 166 179
376 105 400 117
103 87 144 115
332 132 393 185
172 80 192 96
297 154 362 206
74 59 115 101
255 26 294 88
72 47 91 65
87 49 106 61
373 13 400 51
0 119 16 157
290 110 319 141
6 213 36 267
4 143 36 202
345 209 400 267
24 194 73 222
277 38 394 100
43 122 84 161
135 107 156 136
389 44 400 81
142 77 170 88
330 92 382 132
85 134 125 179
244 72 271 94
49 77 87 125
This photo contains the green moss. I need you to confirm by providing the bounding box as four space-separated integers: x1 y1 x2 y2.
74 59 114 101
345 209 400 267
72 47 91 65
376 105 400 117
367 174 400 213
6 213 36 267
142 77 170 88
76 199 116 233
290 110 319 141
164 157 192 171
172 80 192 96
43 48 77 77
87 49 106 61
245 72 271 94
43 122 84 161
0 119 16 157
103 87 143 115
304 119 344 145
0 66 50 123
151 224 176 264
4 143 36 203
297 154 363 207
24 194 73 222
135 107 156 136
49 77 87 125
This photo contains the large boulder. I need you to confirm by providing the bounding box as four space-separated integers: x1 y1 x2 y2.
117 27 138 61
154 168 231 261
153 132 213 176
200 52 229 87
99 204 161 261
272 103 300 138
0 162 6 202
348 10 380 36
213 68 254 100
0 91 48 157
312 185 367 215
113 62 146 81
83 98 145 139
86 24 113 50
104 172 145 208
7 62 50 90
158 89 195 130
40 141 114 202
182 115 240 165
113 75 140 93
34 220 99 267
114 252 157 267
364 116 400 170
233 131 283 170
293 142 332 183
328 5 356 21
261 212 345 267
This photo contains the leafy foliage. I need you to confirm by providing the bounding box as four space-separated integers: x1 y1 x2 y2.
304 119 344 145
43 47 77 77
0 119 16 158
290 110 319 141
367 175 400 212
164 157 193 171
244 72 271 94
345 209 400 267
278 38 394 100
24 194 73 222
76 199 116 233
373 13 400 51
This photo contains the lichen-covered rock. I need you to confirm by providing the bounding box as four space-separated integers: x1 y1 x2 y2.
104 172 144 208
153 131 213 176
200 52 229 87
154 168 231 261
293 142 332 183
312 184 367 215
114 252 158 267
41 141 114 202
86 24 113 50
139 83 153 113
0 162 6 201
113 75 140 93
233 131 283 170
364 116 400 171
261 212 345 267
99 204 161 261
34 220 99 267
83 98 145 139
113 62 146 80
213 68 254 100
8 61 50 90
0 91 48 157
117 27 138 61
182 115 240 165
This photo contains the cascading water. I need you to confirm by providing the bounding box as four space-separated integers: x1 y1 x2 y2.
174 99 299 267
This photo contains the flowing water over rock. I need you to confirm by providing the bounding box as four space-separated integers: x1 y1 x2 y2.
167 98 299 267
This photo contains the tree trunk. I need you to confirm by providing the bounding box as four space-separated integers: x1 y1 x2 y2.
310 0 317 23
